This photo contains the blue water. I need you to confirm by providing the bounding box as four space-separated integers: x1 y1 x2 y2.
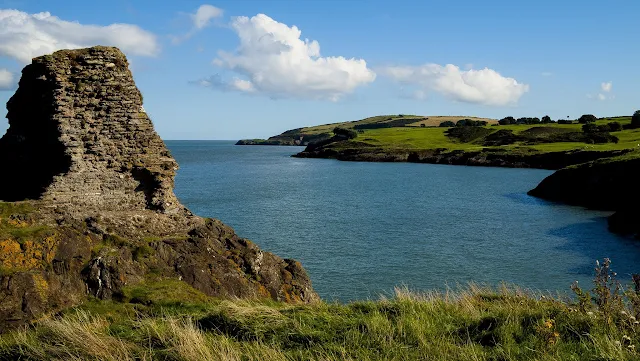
167 140 640 302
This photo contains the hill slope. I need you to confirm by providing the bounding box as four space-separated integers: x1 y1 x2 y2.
236 115 497 145
294 116 640 169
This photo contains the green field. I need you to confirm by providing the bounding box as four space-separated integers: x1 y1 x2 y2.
3 262 640 361
357 117 640 152
345 117 640 153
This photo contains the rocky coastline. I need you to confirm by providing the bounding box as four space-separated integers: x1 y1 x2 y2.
528 155 640 237
294 143 632 170
0 46 317 331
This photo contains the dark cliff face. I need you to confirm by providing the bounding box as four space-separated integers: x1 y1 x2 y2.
0 47 318 331
527 156 640 237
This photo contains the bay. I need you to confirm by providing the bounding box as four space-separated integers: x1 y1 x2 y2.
167 140 640 302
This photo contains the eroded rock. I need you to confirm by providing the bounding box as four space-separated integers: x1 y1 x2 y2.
0 47 318 331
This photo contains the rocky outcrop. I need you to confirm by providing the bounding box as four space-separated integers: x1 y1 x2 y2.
0 47 317 331
528 155 640 237
295 142 632 170
237 129 332 146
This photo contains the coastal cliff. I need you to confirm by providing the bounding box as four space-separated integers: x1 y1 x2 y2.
0 47 317 331
528 154 640 237
236 128 331 146
295 143 631 170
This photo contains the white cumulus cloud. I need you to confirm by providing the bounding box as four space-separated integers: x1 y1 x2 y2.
171 4 224 44
192 4 223 29
0 9 159 64
380 64 529 106
588 81 614 101
198 14 376 101
0 68 13 90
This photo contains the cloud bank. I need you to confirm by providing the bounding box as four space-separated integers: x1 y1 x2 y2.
0 9 159 63
380 64 529 106
197 14 376 101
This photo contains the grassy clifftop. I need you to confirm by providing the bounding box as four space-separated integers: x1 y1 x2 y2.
236 115 497 146
294 116 640 169
2 260 639 360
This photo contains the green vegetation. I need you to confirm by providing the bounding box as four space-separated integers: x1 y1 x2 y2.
316 116 640 154
579 114 598 124
333 127 358 140
0 201 53 244
439 121 455 127
237 115 497 146
2 260 640 360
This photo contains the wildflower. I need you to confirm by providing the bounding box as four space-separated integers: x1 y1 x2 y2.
622 311 628 316
623 335 632 345
544 319 554 329
587 311 594 316
629 345 636 350
634 321 639 325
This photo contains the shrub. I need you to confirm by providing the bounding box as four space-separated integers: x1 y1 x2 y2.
332 127 357 139
498 116 515 125
516 117 541 125
578 114 597 124
541 115 552 123
631 110 640 129
582 123 598 133
456 119 488 127
439 121 455 127
608 122 622 132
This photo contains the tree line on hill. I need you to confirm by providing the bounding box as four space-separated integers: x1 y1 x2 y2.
490 111 640 128
438 119 488 127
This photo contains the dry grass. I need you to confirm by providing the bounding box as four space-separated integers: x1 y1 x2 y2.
2 263 640 360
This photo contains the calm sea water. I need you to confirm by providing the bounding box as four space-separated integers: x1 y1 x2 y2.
167 140 640 302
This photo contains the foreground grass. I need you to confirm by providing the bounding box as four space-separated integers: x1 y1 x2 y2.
3 262 640 361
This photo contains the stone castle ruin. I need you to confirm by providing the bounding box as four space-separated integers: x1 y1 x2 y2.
0 46 181 213
0 47 316 330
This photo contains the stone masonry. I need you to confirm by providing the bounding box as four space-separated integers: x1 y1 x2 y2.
0 46 182 213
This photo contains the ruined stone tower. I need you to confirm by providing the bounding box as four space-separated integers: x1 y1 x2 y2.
0 46 182 213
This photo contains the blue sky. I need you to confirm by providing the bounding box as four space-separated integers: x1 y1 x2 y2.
0 0 638 140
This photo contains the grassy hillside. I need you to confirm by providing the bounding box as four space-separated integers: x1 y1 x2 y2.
336 117 639 153
236 115 498 145
2 260 639 360
297 114 497 135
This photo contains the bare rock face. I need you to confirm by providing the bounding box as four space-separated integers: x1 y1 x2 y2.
0 47 318 331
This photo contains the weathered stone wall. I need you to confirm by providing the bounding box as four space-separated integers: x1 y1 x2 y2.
0 46 182 214
0 47 318 331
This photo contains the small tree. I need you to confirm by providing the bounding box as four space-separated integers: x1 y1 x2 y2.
578 114 597 124
439 121 455 127
333 127 357 139
632 110 640 128
608 122 622 131
582 123 599 133
541 115 552 123
498 116 515 125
